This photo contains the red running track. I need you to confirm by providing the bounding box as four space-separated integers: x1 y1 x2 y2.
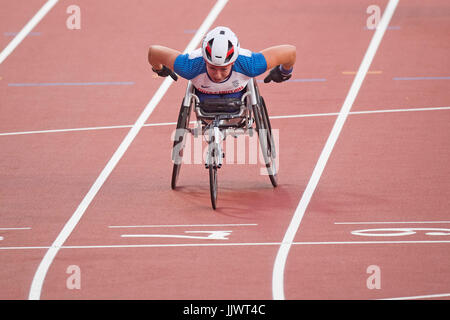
0 0 449 300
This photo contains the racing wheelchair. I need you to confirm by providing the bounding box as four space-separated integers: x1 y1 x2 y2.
171 78 277 209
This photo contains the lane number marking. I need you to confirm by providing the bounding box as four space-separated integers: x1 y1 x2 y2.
351 228 450 237
121 230 232 240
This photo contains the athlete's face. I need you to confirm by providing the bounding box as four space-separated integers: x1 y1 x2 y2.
206 62 233 82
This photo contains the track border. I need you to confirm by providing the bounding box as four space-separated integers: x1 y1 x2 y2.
27 0 229 300
271 0 400 300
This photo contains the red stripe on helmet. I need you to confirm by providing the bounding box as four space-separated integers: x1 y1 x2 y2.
226 46 234 59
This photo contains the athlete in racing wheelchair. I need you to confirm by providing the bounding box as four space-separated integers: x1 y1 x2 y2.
148 26 296 209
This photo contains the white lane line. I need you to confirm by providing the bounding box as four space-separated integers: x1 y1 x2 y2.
2 239 450 251
335 221 450 225
109 223 258 228
380 293 450 300
271 0 400 301
2 105 450 137
0 124 135 136
0 122 178 137
0 227 31 240
270 106 450 120
0 0 59 64
345 106 450 115
27 0 229 300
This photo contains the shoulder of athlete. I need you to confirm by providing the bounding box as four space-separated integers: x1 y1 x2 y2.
233 48 268 77
173 48 207 80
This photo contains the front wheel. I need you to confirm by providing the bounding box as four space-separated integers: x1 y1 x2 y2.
209 163 218 210
208 139 219 209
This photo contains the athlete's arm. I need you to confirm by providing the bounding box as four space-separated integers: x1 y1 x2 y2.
148 45 181 70
260 45 296 71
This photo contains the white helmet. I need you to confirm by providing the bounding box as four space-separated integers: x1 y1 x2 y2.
201 26 240 66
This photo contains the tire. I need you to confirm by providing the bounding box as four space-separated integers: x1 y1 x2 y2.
260 96 277 163
209 163 218 210
171 99 191 189
253 100 278 187
208 140 218 209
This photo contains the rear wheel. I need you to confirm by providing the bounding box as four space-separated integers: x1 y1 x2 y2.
260 96 277 165
171 99 191 189
252 99 278 187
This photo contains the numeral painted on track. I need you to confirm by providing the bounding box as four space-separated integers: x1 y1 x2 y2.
66 265 81 290
366 5 381 30
351 228 450 237
366 265 381 289
121 230 232 240
66 5 81 30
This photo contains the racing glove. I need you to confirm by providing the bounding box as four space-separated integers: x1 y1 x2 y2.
263 65 293 83
152 65 178 81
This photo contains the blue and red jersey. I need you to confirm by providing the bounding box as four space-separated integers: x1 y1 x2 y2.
173 48 267 100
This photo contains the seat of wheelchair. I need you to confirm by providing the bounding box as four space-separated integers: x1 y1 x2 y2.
198 98 243 115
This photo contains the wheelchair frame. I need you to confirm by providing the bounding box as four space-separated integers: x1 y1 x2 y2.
171 78 277 209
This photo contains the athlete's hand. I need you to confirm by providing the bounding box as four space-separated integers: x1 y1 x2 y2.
152 65 178 81
263 65 292 83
